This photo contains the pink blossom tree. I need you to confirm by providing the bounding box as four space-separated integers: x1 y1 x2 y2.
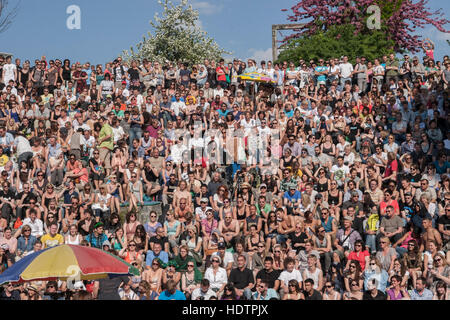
282 0 449 53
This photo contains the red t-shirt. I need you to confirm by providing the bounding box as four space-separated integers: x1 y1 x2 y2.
216 66 227 82
380 199 400 215
348 250 370 270
384 159 398 178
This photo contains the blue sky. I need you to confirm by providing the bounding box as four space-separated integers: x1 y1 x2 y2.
1 0 449 65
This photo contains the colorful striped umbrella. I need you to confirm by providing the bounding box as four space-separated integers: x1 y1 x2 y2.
0 244 140 284
238 72 275 83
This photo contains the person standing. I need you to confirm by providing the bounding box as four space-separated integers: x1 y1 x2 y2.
339 56 353 87
97 116 114 177
353 57 367 93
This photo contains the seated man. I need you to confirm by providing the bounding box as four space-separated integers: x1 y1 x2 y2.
251 280 279 300
283 184 302 215
229 254 255 300
145 242 169 268
334 216 362 259
40 222 64 249
278 257 303 296
149 227 170 253
191 278 216 300
85 222 108 249
218 212 240 249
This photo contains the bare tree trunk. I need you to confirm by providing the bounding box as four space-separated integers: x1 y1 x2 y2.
0 0 20 34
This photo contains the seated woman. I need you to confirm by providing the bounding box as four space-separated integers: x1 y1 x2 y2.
180 259 202 299
91 184 112 223
282 279 305 300
343 279 363 300
387 275 410 300
142 257 164 293
119 240 143 267
161 260 181 291
106 175 123 215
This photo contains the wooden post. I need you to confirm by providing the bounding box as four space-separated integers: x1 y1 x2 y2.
272 25 277 63
272 23 305 61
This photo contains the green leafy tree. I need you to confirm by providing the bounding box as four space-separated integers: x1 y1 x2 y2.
122 0 229 64
277 24 395 64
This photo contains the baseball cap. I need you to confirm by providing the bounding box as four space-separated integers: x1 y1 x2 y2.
200 197 208 203
344 216 353 222
259 183 267 189
218 242 226 249
94 222 104 229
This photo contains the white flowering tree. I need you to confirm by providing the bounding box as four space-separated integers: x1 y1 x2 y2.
123 0 229 64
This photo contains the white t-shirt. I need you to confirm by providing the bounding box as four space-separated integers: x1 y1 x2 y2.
112 126 126 143
3 63 16 83
14 136 33 156
339 63 354 78
171 101 186 116
212 251 234 267
331 164 350 184
278 269 303 286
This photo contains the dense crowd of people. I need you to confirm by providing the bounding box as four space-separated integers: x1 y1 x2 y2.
0 43 449 300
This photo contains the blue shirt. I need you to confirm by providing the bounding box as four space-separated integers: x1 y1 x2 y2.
85 233 108 249
363 269 389 292
0 131 14 149
409 288 433 300
433 160 450 175
145 250 169 267
218 109 230 118
315 66 328 82
158 289 186 300
283 190 301 203
17 235 37 253
251 288 279 300
129 146 146 158
284 109 294 118
63 190 79 205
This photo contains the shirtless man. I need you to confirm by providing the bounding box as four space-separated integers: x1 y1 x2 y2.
218 213 240 248
277 208 296 243
172 180 191 209
420 217 442 252
174 197 192 223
